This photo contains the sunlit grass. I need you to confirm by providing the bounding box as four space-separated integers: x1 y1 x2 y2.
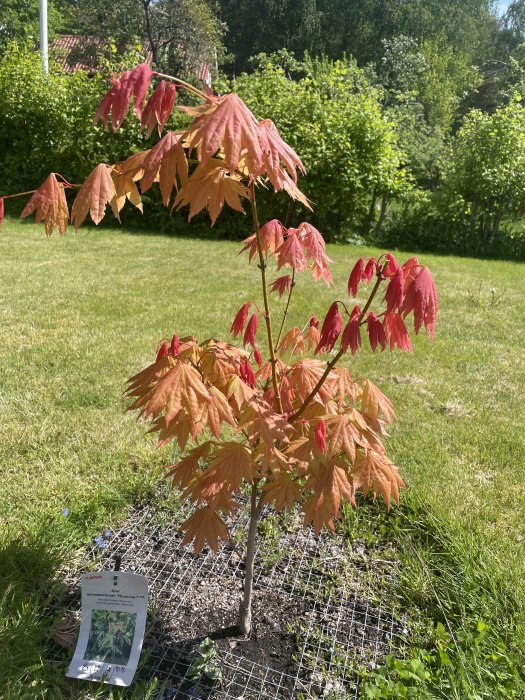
1 217 524 696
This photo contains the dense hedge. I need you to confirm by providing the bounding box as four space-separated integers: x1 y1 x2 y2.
376 192 525 261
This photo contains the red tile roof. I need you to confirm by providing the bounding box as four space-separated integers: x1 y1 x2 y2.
51 34 103 72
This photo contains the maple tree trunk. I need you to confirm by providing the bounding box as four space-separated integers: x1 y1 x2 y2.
238 485 261 636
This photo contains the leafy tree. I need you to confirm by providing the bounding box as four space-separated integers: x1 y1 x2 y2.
1 64 438 635
59 0 224 77
445 99 525 240
0 0 63 54
220 0 495 74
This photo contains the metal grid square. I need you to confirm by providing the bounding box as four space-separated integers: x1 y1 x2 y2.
45 498 406 699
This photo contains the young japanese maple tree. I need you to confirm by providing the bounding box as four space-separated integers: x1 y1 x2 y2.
5 64 438 635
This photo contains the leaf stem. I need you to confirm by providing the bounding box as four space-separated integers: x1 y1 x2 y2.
153 71 208 100
249 183 283 413
274 269 295 351
289 275 384 421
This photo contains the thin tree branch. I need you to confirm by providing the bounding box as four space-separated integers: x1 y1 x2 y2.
249 183 283 413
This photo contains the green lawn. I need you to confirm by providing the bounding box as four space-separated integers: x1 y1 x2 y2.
1 218 524 697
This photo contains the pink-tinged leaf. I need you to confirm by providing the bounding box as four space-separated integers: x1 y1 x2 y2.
156 341 169 361
401 265 438 338
366 312 386 352
270 275 292 297
243 313 259 348
383 252 399 277
309 315 319 328
93 64 152 130
0 198 4 228
71 163 118 228
276 230 307 271
316 302 342 353
253 346 262 368
182 93 263 174
364 257 377 283
230 302 251 338
341 318 361 354
296 222 332 266
239 358 257 387
383 312 413 352
140 131 188 206
348 257 365 297
20 173 69 235
170 334 180 356
257 118 305 189
314 419 327 453
239 219 285 262
130 63 152 117
141 80 176 137
311 261 333 286
384 266 405 312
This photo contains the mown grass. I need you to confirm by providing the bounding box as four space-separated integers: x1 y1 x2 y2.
1 218 524 698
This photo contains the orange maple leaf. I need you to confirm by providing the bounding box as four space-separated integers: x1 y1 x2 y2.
288 359 337 404
303 458 355 533
279 327 305 356
359 379 396 423
353 451 405 508
257 118 305 188
112 151 150 213
128 359 211 429
262 470 303 512
203 441 254 492
175 159 248 225
71 163 119 228
181 506 230 554
165 441 213 490
20 173 69 236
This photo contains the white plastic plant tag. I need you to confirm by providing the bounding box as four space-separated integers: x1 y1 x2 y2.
66 571 148 687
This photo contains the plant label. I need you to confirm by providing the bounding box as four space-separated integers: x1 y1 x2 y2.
66 571 148 686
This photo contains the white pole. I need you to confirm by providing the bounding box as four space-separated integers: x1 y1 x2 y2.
39 0 48 74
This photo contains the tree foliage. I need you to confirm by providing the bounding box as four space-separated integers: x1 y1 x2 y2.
219 0 494 74
61 0 224 77
445 99 525 240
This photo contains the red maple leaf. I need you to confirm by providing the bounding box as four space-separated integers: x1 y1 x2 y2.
270 275 292 297
384 266 405 312
230 302 251 337
243 313 259 348
93 64 152 130
341 318 361 354
348 257 365 297
401 265 438 338
141 80 176 137
383 312 413 352
366 312 386 352
316 302 342 353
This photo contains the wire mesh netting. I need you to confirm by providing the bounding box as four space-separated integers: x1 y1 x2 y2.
46 497 408 699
